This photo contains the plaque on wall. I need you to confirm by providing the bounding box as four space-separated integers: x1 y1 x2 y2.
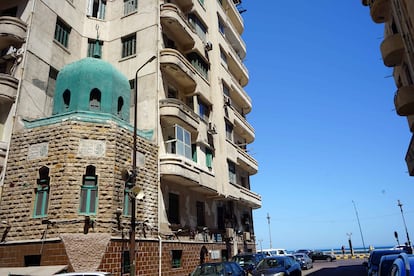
78 139 106 157
27 142 49 160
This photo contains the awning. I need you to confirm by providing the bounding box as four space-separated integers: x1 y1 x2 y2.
0 265 68 275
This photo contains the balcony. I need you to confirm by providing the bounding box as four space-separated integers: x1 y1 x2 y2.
160 48 197 92
227 49 248 87
405 135 414 176
0 16 27 49
160 98 200 132
219 0 244 35
236 146 258 175
0 73 18 104
230 75 252 114
369 0 391 23
174 0 193 13
380 33 404 67
228 183 261 209
394 85 414 116
239 186 261 209
226 140 258 176
221 18 246 61
234 111 254 143
160 4 196 51
160 154 218 195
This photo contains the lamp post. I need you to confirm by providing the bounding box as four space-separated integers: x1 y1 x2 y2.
130 55 156 276
397 200 412 249
267 213 272 248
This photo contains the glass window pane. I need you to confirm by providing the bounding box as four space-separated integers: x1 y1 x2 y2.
176 126 183 142
184 130 191 145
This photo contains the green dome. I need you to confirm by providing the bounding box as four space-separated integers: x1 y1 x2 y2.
52 57 130 121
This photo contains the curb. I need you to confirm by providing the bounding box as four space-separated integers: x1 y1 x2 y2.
335 254 368 260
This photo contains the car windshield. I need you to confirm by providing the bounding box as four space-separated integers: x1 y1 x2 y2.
257 258 284 269
232 255 255 265
191 264 224 276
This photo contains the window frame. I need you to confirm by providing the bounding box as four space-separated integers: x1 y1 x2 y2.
54 18 71 48
228 160 236 184
121 34 137 58
79 166 98 215
33 166 50 218
124 0 138 15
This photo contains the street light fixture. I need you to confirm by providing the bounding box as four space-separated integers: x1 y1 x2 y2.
397 200 412 249
130 55 156 276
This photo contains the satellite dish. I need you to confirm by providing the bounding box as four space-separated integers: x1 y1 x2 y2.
130 186 144 200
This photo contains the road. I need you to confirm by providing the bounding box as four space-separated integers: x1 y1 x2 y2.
302 259 367 276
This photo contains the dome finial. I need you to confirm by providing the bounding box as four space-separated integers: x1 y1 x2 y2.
93 24 101 58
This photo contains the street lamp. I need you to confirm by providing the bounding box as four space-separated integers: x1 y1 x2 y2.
130 55 156 276
397 200 412 249
267 213 272 248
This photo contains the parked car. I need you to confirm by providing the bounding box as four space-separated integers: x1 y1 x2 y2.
232 252 266 274
366 249 406 276
258 248 288 256
252 256 302 276
294 253 313 270
378 254 401 276
189 261 245 276
389 253 414 276
310 250 336 262
295 249 313 256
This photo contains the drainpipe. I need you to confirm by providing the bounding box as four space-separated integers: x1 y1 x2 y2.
158 234 162 276
156 2 162 276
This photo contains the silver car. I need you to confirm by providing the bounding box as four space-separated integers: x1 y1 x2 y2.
294 253 313 270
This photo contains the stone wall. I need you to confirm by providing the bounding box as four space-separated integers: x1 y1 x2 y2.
0 118 158 241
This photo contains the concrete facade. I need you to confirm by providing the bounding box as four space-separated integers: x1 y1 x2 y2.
0 0 261 275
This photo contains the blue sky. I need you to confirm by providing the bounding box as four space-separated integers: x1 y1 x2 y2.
241 1 414 251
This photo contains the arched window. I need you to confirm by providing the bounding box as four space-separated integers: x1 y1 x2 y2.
34 166 50 218
80 165 98 215
89 89 101 111
63 89 71 109
117 96 124 117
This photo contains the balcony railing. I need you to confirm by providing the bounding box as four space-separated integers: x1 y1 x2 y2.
160 154 218 195
236 145 258 175
380 33 404 67
394 85 414 116
159 98 200 131
0 16 27 50
160 4 196 51
367 0 391 23
233 110 254 143
160 48 197 92
0 73 18 104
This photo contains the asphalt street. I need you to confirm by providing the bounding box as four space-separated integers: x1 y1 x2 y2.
302 259 367 276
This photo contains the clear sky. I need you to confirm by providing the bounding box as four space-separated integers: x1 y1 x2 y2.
241 1 414 251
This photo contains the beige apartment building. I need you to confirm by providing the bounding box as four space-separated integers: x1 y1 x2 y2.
362 1 414 174
0 0 261 275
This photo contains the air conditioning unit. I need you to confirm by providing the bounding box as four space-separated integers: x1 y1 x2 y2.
243 231 251 241
225 228 234 238
204 41 213 51
208 122 217 135
233 0 242 5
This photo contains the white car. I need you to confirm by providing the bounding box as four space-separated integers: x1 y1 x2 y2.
258 248 288 256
